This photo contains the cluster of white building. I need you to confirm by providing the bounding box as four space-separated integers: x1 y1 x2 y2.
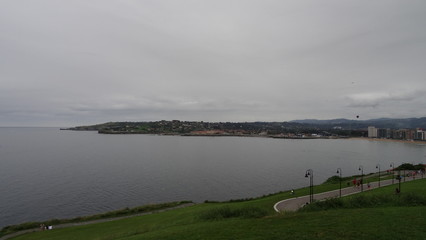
368 126 426 141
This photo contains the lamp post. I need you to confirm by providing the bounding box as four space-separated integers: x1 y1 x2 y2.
390 162 394 184
336 168 342 197
398 169 402 193
404 169 406 182
359 165 364 192
376 164 381 188
305 169 313 204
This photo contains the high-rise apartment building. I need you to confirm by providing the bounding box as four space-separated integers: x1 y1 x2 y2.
368 126 378 138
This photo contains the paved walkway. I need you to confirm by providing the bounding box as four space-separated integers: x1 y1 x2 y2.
274 175 422 212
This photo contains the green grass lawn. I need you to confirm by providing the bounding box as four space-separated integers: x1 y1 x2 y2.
9 178 426 240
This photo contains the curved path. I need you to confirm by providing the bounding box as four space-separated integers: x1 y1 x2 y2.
274 175 421 212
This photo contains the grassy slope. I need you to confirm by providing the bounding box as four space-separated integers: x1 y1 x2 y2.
11 178 426 240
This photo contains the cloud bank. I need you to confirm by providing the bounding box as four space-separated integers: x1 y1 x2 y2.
1 0 426 126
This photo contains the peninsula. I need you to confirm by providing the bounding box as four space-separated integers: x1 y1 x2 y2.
62 117 426 141
62 120 354 139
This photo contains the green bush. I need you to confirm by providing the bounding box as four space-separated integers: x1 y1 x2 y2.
1 222 40 233
398 193 426 206
323 175 358 184
300 193 426 212
324 175 341 184
198 206 268 220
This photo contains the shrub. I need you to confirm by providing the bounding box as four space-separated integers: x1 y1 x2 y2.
398 193 426 206
324 175 341 184
299 198 344 212
299 193 426 212
199 206 268 220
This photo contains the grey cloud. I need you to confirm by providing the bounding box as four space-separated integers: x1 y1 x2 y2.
346 90 426 108
1 0 426 126
68 95 265 116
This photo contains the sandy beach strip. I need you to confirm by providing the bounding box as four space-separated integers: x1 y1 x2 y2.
348 137 426 145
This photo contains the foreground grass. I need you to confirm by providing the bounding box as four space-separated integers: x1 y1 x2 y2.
10 178 426 240
0 201 192 238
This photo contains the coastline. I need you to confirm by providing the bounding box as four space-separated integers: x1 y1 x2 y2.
63 127 426 144
85 129 342 139
348 137 426 145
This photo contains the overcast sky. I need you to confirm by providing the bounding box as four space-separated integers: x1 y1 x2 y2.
1 0 426 126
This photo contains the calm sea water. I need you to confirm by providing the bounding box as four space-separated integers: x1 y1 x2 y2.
1 127 425 227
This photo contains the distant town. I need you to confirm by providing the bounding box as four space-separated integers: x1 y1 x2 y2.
367 126 426 141
64 118 426 141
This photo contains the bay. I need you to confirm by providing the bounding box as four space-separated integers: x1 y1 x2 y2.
0 127 425 228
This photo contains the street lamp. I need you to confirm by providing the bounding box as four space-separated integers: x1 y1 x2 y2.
305 169 314 204
376 164 381 188
404 168 406 182
398 169 402 193
359 165 364 192
336 168 342 197
390 162 394 184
